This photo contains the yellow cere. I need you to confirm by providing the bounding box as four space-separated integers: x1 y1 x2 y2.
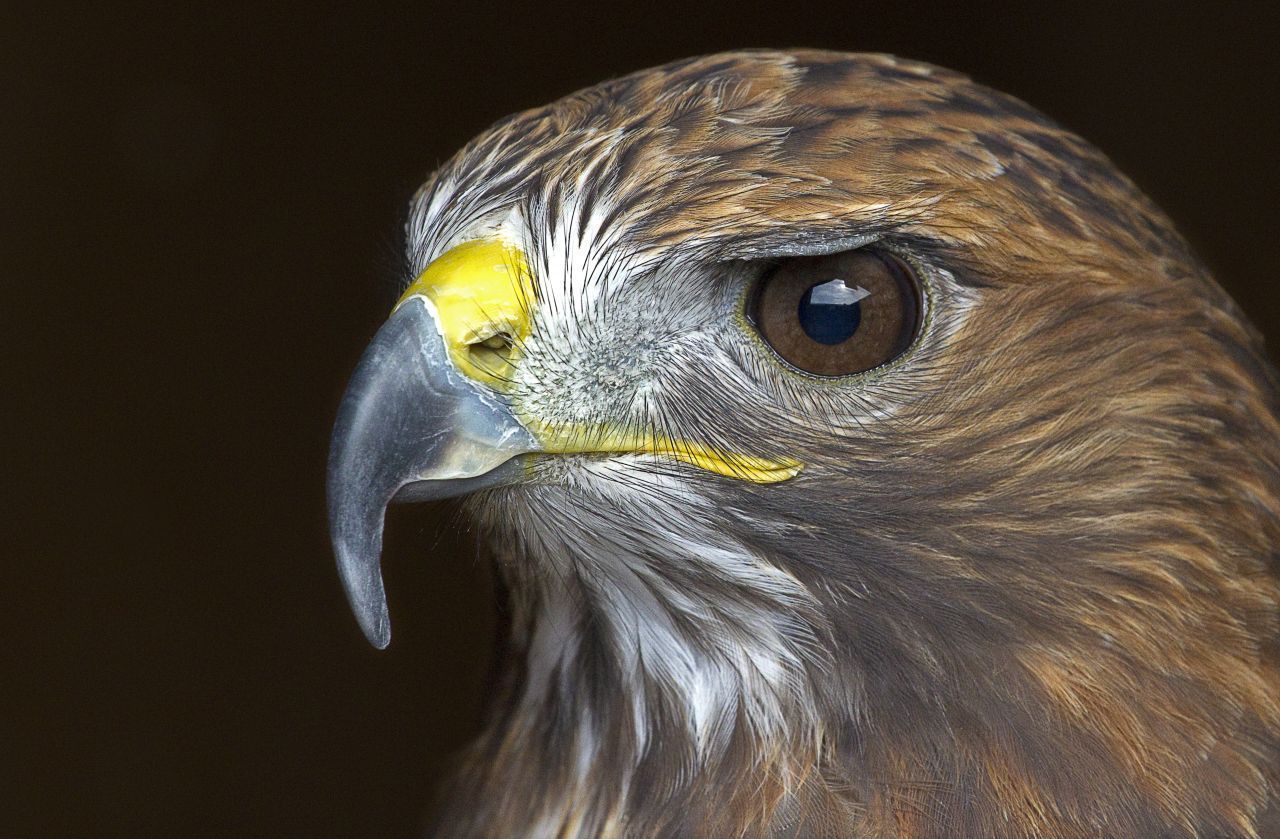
398 238 802 485
395 238 534 389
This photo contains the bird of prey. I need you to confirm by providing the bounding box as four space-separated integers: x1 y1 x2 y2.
327 50 1280 837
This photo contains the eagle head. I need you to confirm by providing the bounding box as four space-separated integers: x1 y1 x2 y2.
327 51 1280 837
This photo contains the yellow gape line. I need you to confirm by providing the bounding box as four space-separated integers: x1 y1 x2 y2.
652 443 800 483
397 238 802 484
522 417 802 483
396 238 534 390
562 429 802 484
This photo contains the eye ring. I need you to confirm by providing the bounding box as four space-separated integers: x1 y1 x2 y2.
746 247 922 378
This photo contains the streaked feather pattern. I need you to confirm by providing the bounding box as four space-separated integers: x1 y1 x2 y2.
406 51 1280 837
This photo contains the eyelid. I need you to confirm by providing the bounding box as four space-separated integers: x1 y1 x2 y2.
717 233 882 262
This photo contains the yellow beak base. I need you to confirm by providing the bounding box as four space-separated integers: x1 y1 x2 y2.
394 238 801 485
396 239 534 390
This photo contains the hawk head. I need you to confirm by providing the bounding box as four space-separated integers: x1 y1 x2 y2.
328 51 1280 836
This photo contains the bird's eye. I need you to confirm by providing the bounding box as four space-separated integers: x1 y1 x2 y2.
748 248 921 377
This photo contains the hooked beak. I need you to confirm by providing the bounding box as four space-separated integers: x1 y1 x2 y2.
328 237 801 649
326 298 536 648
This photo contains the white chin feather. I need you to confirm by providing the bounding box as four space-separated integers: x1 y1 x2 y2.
502 454 825 770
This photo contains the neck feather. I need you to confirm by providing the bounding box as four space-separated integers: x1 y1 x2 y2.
438 476 835 836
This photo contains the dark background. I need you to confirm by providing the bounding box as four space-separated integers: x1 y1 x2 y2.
8 2 1280 836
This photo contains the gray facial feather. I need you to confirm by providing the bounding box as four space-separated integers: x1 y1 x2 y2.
408 50 1280 838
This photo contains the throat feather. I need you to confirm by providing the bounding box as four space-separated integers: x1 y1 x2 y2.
474 477 832 832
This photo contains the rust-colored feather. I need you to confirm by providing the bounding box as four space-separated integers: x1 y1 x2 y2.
405 50 1280 837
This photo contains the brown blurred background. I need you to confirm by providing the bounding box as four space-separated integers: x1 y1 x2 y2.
7 2 1279 837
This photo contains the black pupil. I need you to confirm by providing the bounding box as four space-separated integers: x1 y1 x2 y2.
798 279 866 345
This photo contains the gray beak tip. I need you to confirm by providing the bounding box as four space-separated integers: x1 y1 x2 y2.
326 301 536 651
364 613 392 650
330 516 395 649
348 554 392 649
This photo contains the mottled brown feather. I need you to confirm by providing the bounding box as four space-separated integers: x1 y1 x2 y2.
405 50 1280 837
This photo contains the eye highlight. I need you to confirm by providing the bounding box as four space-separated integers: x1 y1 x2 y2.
748 248 921 377
798 279 869 344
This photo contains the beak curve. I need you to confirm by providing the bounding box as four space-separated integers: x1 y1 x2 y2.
326 299 536 648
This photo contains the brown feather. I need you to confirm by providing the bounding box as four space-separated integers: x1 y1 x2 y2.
404 50 1280 837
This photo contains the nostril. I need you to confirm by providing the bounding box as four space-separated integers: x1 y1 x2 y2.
463 331 516 380
478 333 513 351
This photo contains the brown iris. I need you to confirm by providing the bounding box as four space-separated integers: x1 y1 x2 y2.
748 248 921 377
